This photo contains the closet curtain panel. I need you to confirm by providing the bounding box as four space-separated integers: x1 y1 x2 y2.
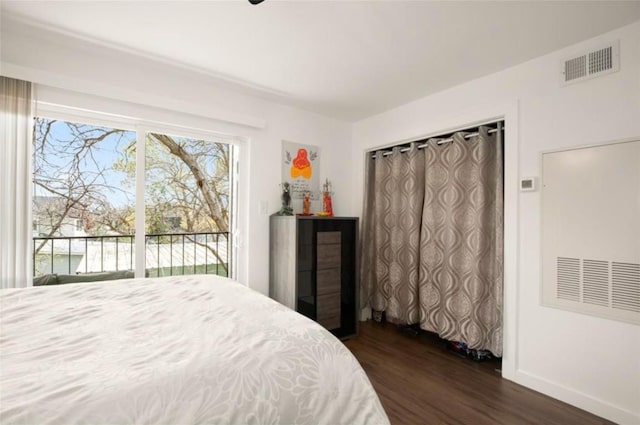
360 126 503 356
362 143 424 324
0 77 33 289
419 128 503 356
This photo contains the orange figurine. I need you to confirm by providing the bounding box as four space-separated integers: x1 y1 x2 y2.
303 192 311 215
291 148 312 179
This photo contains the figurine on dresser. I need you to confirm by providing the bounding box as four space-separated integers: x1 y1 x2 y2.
277 182 293 216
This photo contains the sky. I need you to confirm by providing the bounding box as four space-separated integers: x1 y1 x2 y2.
33 117 229 213
33 117 136 208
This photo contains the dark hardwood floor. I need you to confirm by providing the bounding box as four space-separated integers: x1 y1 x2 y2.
343 321 613 425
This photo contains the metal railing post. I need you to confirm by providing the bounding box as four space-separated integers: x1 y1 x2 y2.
51 239 54 274
130 236 133 270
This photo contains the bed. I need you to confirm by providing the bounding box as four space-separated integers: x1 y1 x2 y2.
0 275 389 424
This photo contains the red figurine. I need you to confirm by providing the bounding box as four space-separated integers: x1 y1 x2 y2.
322 179 334 217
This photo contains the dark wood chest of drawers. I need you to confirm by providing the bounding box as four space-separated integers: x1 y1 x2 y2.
269 216 358 339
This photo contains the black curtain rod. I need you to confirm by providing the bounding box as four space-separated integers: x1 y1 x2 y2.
371 121 504 158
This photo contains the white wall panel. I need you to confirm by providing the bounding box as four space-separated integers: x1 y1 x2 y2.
542 140 640 323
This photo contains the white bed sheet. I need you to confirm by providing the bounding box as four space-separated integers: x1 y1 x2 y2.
0 275 389 424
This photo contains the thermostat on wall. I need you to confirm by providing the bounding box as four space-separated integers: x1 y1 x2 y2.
520 177 537 192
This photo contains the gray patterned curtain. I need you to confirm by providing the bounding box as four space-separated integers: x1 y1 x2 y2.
419 127 503 355
360 126 503 356
361 143 424 324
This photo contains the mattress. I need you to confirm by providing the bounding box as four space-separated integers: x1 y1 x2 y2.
0 275 389 424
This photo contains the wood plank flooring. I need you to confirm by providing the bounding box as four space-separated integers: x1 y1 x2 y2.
343 321 613 425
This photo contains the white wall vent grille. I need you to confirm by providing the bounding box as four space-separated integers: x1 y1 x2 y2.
557 257 580 301
589 46 613 75
564 56 587 82
554 258 640 314
542 139 640 325
583 259 609 306
612 262 640 312
561 40 619 85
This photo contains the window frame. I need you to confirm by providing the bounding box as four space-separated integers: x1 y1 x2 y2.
33 103 243 280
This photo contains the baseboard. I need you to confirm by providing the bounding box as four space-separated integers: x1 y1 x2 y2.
514 369 639 425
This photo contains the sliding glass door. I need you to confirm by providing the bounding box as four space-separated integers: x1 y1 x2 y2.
144 132 231 277
32 116 235 282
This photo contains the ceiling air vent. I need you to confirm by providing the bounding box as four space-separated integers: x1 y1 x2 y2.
564 55 587 82
561 40 619 85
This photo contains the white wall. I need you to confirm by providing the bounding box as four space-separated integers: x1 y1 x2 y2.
352 21 640 424
0 18 353 296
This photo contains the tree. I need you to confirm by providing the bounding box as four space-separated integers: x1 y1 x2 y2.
33 118 231 274
143 133 229 233
139 133 230 273
33 118 135 254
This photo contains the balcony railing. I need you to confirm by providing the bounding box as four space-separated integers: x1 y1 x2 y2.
33 232 230 278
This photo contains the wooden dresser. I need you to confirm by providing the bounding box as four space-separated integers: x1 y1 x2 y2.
269 216 358 339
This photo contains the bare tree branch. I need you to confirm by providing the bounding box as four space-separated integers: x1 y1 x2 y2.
149 133 227 231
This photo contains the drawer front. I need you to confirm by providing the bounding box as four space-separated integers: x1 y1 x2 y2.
317 267 340 295
317 231 341 245
317 292 341 330
317 243 341 270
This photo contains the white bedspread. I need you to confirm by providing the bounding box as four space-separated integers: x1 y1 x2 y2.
0 275 389 424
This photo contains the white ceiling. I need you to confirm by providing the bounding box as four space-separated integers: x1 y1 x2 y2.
2 1 639 121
